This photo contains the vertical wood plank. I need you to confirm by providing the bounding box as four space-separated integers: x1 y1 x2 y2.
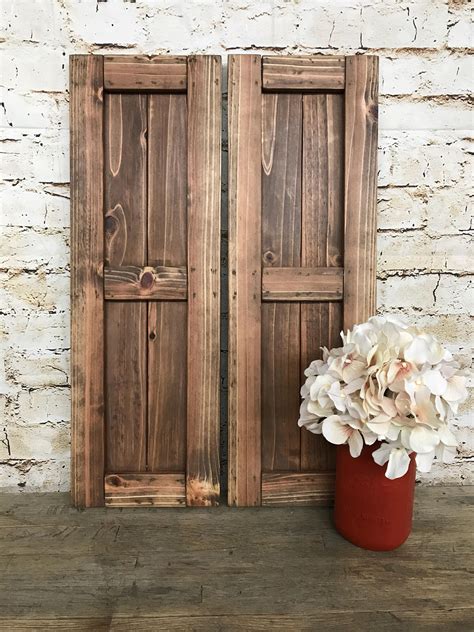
300 94 344 471
227 55 262 506
70 55 105 507
186 55 221 506
105 302 147 472
148 94 187 268
104 93 147 473
147 94 187 473
344 56 379 329
147 302 187 472
261 93 302 472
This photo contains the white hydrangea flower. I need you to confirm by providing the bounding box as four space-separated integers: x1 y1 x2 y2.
298 315 469 480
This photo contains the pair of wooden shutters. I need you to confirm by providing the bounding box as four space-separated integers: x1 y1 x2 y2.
71 54 378 508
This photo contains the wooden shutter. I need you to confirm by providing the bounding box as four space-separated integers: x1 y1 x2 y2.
71 55 221 507
228 55 378 506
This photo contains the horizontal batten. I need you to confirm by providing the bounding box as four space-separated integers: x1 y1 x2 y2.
105 473 186 507
262 472 335 506
262 267 343 301
104 56 187 92
263 56 345 91
104 265 187 300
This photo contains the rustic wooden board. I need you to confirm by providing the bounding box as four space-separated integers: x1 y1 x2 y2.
300 93 345 471
104 91 148 474
261 472 335 506
70 55 105 508
227 55 262 507
186 56 221 506
104 473 185 507
344 56 379 329
104 265 187 300
147 301 187 472
1 487 472 626
262 267 343 302
104 55 187 92
263 56 345 91
262 92 302 473
228 55 378 505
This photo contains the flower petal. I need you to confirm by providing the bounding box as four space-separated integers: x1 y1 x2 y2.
416 450 435 473
386 448 411 480
348 430 364 457
372 443 392 466
409 424 440 454
322 416 351 445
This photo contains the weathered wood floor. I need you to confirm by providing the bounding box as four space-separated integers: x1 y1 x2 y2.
0 486 472 631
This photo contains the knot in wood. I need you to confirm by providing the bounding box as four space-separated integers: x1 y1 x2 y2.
140 270 155 289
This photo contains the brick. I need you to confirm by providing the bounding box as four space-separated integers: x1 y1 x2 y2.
380 99 472 131
0 185 70 229
378 188 427 231
361 1 447 49
0 460 69 492
0 228 69 271
378 233 472 273
5 422 70 460
0 312 70 351
0 271 69 313
67 0 145 46
295 4 361 50
0 0 68 46
425 187 473 236
0 90 68 130
5 350 69 388
223 2 298 48
0 47 68 93
447 1 473 48
16 388 70 425
381 54 473 96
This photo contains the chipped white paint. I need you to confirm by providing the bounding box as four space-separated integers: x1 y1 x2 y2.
0 0 472 491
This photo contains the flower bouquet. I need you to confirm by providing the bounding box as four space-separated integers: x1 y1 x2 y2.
298 315 468 550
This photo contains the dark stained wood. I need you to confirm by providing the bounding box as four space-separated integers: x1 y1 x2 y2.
104 55 187 92
344 56 379 329
0 488 472 628
262 267 343 302
300 303 342 472
104 93 147 267
104 265 187 300
104 92 148 475
263 56 345 91
104 473 185 507
70 55 105 508
148 94 187 268
261 92 302 473
227 55 262 507
186 56 221 506
300 93 345 471
262 472 335 506
262 303 301 472
147 302 187 472
105 301 147 473
147 92 188 478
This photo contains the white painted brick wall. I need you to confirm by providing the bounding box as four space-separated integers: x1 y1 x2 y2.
0 0 472 492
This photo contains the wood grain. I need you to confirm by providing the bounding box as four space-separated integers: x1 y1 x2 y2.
104 473 185 507
70 55 105 508
262 267 343 302
262 472 335 506
105 301 147 472
104 55 187 92
263 56 345 91
1 487 472 624
147 93 188 476
148 94 187 268
147 302 187 472
186 56 221 506
104 92 148 474
104 265 187 300
227 55 262 507
261 93 302 473
301 93 345 471
344 55 379 329
104 93 147 267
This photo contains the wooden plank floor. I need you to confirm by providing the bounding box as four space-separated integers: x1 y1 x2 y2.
0 487 472 631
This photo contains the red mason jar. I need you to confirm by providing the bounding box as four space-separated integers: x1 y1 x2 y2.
334 442 416 551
